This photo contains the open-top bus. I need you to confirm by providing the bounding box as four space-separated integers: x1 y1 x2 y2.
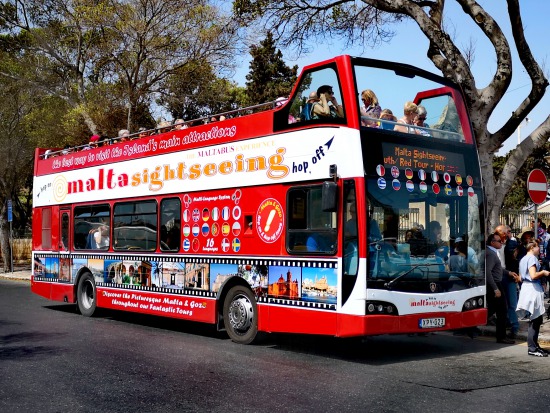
31 55 486 344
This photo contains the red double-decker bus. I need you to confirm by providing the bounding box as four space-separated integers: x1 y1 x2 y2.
31 55 486 344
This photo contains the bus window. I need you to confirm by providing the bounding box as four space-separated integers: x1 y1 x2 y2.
73 204 110 250
160 198 181 252
113 200 157 251
286 66 345 124
287 185 337 254
354 64 467 142
41 207 52 250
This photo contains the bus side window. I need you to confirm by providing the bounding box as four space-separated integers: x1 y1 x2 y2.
287 185 337 254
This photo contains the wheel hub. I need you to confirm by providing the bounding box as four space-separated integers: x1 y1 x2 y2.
228 296 253 331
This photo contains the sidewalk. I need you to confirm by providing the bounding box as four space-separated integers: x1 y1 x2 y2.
0 268 32 281
2 268 550 343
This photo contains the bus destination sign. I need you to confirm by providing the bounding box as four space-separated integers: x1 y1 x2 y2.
381 143 465 175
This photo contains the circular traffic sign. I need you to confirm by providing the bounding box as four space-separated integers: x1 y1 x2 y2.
527 169 548 205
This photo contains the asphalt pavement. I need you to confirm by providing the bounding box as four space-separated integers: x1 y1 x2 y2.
3 267 550 344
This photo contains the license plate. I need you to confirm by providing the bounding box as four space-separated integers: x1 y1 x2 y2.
419 317 445 329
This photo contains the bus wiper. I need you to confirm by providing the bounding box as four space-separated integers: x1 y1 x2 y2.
384 263 442 290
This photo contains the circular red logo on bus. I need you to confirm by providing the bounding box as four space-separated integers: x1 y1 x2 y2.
256 198 284 243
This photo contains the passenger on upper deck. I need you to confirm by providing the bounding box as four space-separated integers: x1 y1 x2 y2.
157 121 172 134
173 119 188 130
311 85 344 119
394 101 419 134
359 89 381 127
301 91 319 121
413 105 431 136
379 109 397 130
137 127 149 139
82 134 100 151
118 129 130 142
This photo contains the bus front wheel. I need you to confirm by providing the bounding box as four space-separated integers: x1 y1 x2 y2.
77 272 97 317
223 285 259 344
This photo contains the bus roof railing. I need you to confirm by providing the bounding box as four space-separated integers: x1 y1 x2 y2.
40 100 282 159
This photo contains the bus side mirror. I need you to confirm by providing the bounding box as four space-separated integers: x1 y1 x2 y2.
322 181 338 212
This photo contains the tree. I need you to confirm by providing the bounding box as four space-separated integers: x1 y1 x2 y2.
233 0 550 233
0 0 241 134
158 59 247 122
245 31 298 105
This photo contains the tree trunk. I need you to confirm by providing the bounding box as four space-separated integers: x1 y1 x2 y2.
0 203 12 272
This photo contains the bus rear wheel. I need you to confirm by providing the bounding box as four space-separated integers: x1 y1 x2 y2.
223 285 259 344
77 272 97 317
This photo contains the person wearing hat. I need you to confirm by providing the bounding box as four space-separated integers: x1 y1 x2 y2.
301 91 319 121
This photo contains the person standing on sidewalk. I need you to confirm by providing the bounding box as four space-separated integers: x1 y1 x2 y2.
486 233 518 344
497 225 521 338
517 240 550 357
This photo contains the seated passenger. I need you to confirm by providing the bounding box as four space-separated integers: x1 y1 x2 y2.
360 89 381 127
156 121 172 134
394 101 419 134
379 108 397 130
311 85 344 119
413 105 431 136
301 91 319 121
306 233 331 252
449 241 468 272
118 129 130 141
173 119 188 130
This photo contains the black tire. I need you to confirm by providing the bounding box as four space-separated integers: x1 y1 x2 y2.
77 272 97 317
223 285 259 344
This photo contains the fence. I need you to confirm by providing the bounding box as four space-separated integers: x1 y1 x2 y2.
499 209 550 238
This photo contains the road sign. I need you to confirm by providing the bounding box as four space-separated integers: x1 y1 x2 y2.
527 169 548 205
7 199 12 222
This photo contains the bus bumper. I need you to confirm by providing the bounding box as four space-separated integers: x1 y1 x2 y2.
337 308 487 337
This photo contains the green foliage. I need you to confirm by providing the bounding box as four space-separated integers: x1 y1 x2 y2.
158 59 247 121
245 32 298 105
493 142 550 209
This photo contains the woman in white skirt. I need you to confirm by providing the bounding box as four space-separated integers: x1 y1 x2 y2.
517 240 550 357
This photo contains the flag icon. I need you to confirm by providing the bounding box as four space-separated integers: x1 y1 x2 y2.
202 208 210 221
232 238 241 252
192 238 199 252
406 180 415 192
431 171 439 182
222 206 230 220
222 222 230 236
183 209 190 222
212 207 219 221
377 177 386 189
444 184 452 195
376 165 385 176
391 166 400 178
432 183 440 194
232 222 241 236
419 182 427 193
221 238 230 252
456 186 463 196
183 225 190 237
392 179 401 191
405 168 413 179
183 239 190 251
192 225 200 237
211 222 219 236
201 223 210 236
466 175 473 186
443 172 451 183
468 187 475 197
192 208 200 222
455 174 462 185
418 169 426 181
232 206 241 220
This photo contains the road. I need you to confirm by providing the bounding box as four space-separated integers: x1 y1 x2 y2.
2 279 550 412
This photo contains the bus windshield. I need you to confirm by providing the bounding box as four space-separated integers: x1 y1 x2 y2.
353 60 484 294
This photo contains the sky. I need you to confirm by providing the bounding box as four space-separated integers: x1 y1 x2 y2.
231 1 548 156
